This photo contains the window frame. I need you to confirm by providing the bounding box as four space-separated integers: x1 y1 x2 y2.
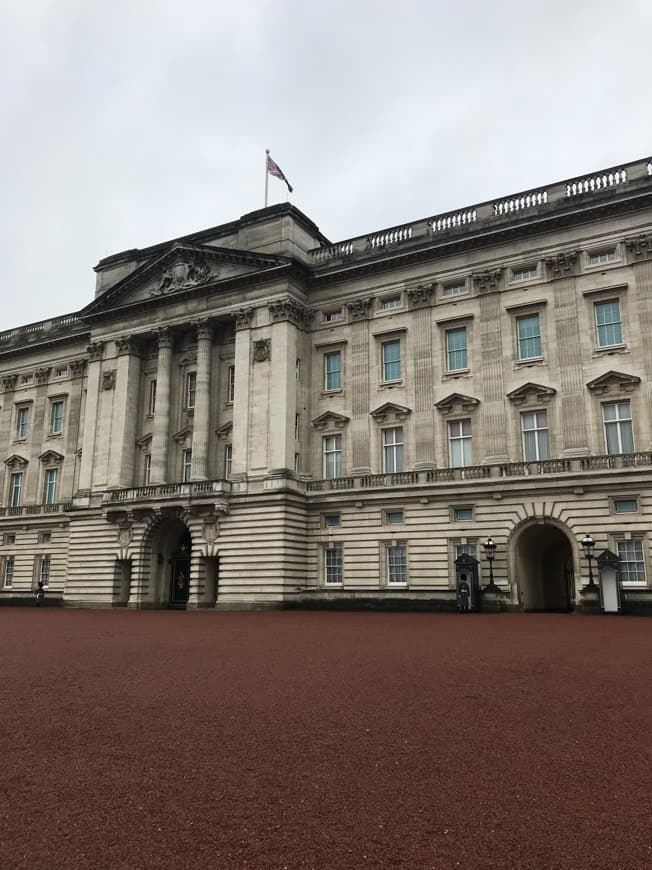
602 401 634 455
323 434 343 479
324 309 343 323
512 265 539 283
323 350 342 392
386 544 408 586
442 281 468 298
448 418 473 468
521 409 550 461
612 497 638 514
182 448 193 482
10 472 23 508
615 538 647 586
16 406 30 440
381 339 401 383
3 555 14 588
594 299 623 349
227 365 235 403
382 427 404 474
446 326 468 372
323 514 341 529
516 313 543 361
588 250 617 267
50 399 65 435
39 555 50 588
44 468 58 505
452 506 474 522
224 444 232 480
144 453 152 485
324 546 343 586
385 510 404 525
185 371 197 410
148 379 157 415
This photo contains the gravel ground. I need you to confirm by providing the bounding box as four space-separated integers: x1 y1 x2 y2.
0 609 650 870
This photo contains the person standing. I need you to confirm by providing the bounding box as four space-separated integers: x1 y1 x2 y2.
35 581 45 606
457 574 471 613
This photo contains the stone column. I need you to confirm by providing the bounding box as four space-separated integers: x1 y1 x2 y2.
107 336 142 489
1 375 18 500
347 298 374 475
408 286 435 468
62 359 86 498
191 321 212 480
150 329 173 484
625 236 652 448
478 292 508 463
77 342 104 494
231 308 255 479
547 253 589 455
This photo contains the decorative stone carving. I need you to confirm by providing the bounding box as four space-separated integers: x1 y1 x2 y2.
506 383 557 406
191 318 213 341
149 252 217 297
4 454 28 470
625 234 652 261
88 341 105 361
407 285 434 309
472 269 503 292
253 339 271 363
545 251 578 277
34 367 50 384
135 433 153 452
215 421 233 441
180 352 197 366
346 297 375 321
173 426 193 445
268 298 315 328
369 402 412 423
434 392 480 415
38 450 64 465
586 370 641 396
1 374 18 392
154 328 172 350
102 369 116 391
233 308 255 331
311 411 350 430
115 335 136 355
69 359 87 377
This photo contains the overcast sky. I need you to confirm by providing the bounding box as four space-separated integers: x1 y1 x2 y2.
2 0 651 330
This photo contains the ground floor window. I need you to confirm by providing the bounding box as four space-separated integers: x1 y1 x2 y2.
616 540 646 584
324 548 343 585
387 545 407 585
38 555 50 588
3 556 14 588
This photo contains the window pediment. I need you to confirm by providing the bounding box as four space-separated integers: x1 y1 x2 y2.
4 454 28 469
370 402 412 423
312 411 350 431
506 382 557 405
173 426 193 444
435 393 480 415
136 433 152 452
586 370 640 396
215 421 233 440
38 450 64 465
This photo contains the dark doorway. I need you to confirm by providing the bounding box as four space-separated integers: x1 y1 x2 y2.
515 523 574 611
169 529 191 608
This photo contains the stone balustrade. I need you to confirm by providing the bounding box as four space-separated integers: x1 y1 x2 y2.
102 479 231 504
0 502 73 517
308 156 651 265
0 313 84 350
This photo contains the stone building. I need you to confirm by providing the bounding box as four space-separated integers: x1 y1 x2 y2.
1 156 652 612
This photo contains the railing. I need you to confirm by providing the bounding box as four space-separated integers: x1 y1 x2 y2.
580 452 652 471
103 479 232 503
308 156 651 265
0 502 72 517
0 312 85 350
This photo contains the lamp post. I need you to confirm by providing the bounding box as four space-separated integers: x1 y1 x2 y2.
581 533 598 591
482 537 499 592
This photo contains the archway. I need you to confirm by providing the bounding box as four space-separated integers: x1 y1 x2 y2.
512 520 575 611
147 517 192 608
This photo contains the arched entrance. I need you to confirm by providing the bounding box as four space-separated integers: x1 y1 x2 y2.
513 520 575 611
147 517 192 608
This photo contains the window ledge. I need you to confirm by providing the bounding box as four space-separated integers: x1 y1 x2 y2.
321 388 343 398
515 357 545 367
593 345 628 356
47 432 63 439
379 380 403 388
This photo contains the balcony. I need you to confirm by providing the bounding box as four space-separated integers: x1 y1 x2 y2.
101 479 231 511
0 502 72 517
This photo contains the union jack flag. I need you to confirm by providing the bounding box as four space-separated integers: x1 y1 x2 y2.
266 153 293 193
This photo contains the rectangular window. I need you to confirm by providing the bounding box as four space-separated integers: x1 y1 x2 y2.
324 514 341 528
448 419 472 467
182 448 192 482
455 542 478 563
381 296 401 310
443 282 466 297
512 266 538 282
324 310 343 323
325 548 343 585
50 400 64 434
44 469 58 505
16 407 29 439
324 351 342 391
603 401 634 454
38 531 52 543
453 507 473 522
224 445 232 479
54 366 68 378
144 454 152 485
595 300 623 347
148 380 157 415
382 340 401 382
387 545 407 585
294 413 300 441
227 366 235 403
185 372 197 409
590 251 616 266
386 510 404 525
521 410 550 461
10 472 23 508
517 314 542 360
4 556 14 588
383 427 404 473
616 540 646 584
323 434 342 479
295 358 301 382
4 534 16 545
446 327 468 371
614 498 638 514
39 556 50 587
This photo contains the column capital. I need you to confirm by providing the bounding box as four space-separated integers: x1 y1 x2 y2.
472 269 503 293
69 359 87 378
87 341 105 361
155 327 173 350
545 251 578 278
407 284 434 309
190 319 213 341
268 298 314 329
346 297 375 321
34 367 50 385
115 334 140 355
2 374 18 392
233 308 255 331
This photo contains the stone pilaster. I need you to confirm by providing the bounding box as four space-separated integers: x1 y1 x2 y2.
630 257 652 448
347 298 374 474
231 308 255 479
150 329 173 484
478 294 508 462
268 318 297 473
107 336 142 489
191 322 212 480
77 342 104 494
62 359 86 499
410 304 436 468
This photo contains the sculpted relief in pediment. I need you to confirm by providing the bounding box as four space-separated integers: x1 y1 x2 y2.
149 253 219 297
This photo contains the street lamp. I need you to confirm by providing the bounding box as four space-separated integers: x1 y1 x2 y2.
581 533 598 591
482 537 499 592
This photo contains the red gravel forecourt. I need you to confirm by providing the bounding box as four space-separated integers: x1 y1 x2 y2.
1 610 650 870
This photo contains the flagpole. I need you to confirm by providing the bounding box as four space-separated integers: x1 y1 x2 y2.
264 148 269 208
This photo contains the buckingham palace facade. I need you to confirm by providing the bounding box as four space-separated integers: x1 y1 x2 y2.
2 156 652 612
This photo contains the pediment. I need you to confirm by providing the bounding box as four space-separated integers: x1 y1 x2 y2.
173 426 193 444
586 370 641 395
4 454 28 469
369 402 412 423
84 242 287 314
311 411 350 430
434 393 480 415
506 382 557 405
215 421 233 440
136 433 152 452
39 450 64 465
